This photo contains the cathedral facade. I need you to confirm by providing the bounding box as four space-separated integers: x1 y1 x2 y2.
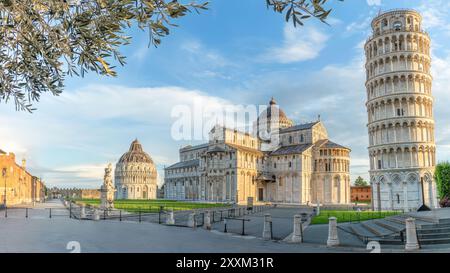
364 10 438 211
164 99 351 205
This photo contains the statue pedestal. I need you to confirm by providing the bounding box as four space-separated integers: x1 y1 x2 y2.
100 186 115 212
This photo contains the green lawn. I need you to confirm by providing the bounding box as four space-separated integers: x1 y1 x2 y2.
72 199 230 213
353 201 372 205
310 210 402 225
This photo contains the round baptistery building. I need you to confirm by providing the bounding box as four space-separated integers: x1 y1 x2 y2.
115 139 158 200
364 9 438 211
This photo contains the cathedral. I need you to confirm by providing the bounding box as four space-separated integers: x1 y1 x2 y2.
164 99 351 205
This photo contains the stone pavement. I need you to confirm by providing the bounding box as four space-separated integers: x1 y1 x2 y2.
409 208 450 221
1 199 70 219
0 200 449 253
0 215 365 253
1 212 448 253
211 207 313 240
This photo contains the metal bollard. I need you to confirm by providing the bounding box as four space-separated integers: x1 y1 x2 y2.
224 219 228 233
270 221 273 239
119 210 122 222
49 208 52 218
26 208 28 218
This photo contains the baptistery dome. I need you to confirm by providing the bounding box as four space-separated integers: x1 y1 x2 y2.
115 139 158 200
118 139 154 164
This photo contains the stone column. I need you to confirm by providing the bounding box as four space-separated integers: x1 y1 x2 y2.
166 210 175 225
188 213 196 228
80 204 86 219
327 217 339 247
403 182 409 212
204 211 211 230
262 214 272 240
292 215 302 243
405 217 420 251
92 209 100 221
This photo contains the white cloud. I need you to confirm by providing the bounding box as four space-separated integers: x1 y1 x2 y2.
57 85 229 121
55 164 106 180
430 51 450 162
0 85 233 188
326 17 343 27
417 0 450 31
344 7 380 36
265 25 329 63
181 39 230 68
366 0 381 6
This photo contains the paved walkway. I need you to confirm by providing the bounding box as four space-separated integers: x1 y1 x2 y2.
1 199 69 219
0 216 364 253
211 207 313 240
408 208 450 221
0 200 448 253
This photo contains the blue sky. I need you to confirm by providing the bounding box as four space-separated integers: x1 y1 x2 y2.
1 0 450 188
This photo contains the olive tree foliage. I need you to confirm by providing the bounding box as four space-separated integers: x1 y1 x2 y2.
0 0 341 112
266 0 342 26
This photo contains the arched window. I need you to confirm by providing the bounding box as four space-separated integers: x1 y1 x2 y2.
393 21 402 31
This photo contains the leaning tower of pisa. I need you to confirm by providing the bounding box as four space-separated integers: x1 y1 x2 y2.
364 9 438 212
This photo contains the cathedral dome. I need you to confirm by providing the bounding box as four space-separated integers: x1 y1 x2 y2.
118 139 154 164
257 98 293 129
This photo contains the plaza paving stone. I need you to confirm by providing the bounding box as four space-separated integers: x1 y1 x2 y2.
0 200 448 253
211 207 313 240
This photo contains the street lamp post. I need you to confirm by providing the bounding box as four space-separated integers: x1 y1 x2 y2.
2 168 7 211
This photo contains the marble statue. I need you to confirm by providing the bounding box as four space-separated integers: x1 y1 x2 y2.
101 163 116 211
